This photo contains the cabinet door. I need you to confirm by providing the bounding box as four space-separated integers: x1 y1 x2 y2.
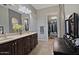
30 35 34 50
17 38 23 55
14 40 18 55
23 36 31 54
0 42 11 55
33 34 38 47
32 35 35 49
10 40 18 55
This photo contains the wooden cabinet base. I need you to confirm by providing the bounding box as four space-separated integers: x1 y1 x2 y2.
0 33 38 55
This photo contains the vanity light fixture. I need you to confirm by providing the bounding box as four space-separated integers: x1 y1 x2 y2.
18 5 32 14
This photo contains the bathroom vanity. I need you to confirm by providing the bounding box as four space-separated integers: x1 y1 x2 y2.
0 32 38 55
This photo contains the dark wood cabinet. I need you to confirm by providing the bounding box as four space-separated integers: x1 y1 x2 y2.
30 35 34 50
0 40 17 55
23 36 31 54
0 33 38 55
17 38 23 55
30 34 38 50
53 38 75 55
34 34 38 47
0 42 11 55
65 13 79 38
64 13 79 54
69 13 79 38
10 40 17 55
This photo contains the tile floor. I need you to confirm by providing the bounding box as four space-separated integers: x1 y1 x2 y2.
29 39 54 55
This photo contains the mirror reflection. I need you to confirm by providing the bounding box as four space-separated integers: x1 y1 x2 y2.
24 19 29 31
0 5 30 36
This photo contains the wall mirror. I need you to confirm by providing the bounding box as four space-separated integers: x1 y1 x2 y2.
9 9 22 33
0 6 29 35
24 19 29 31
23 14 30 32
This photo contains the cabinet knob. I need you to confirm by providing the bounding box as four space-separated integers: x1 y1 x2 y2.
15 42 16 45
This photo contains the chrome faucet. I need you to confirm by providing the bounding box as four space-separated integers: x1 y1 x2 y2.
0 26 6 39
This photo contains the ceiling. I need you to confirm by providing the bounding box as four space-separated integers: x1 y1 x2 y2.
31 4 58 10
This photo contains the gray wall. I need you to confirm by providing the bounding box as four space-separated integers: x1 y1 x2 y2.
37 6 58 41
0 5 9 33
37 15 48 41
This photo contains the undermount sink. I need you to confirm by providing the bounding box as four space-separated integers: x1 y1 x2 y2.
0 37 12 41
0 33 21 41
0 37 5 40
0 34 17 41
0 32 35 41
0 35 20 41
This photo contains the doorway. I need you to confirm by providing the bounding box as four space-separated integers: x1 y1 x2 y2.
48 16 58 39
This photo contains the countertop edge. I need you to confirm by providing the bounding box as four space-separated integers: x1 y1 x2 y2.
0 32 37 44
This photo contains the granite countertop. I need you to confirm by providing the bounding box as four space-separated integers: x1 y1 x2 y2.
0 32 37 44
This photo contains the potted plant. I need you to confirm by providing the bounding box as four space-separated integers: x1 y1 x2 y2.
13 24 23 35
